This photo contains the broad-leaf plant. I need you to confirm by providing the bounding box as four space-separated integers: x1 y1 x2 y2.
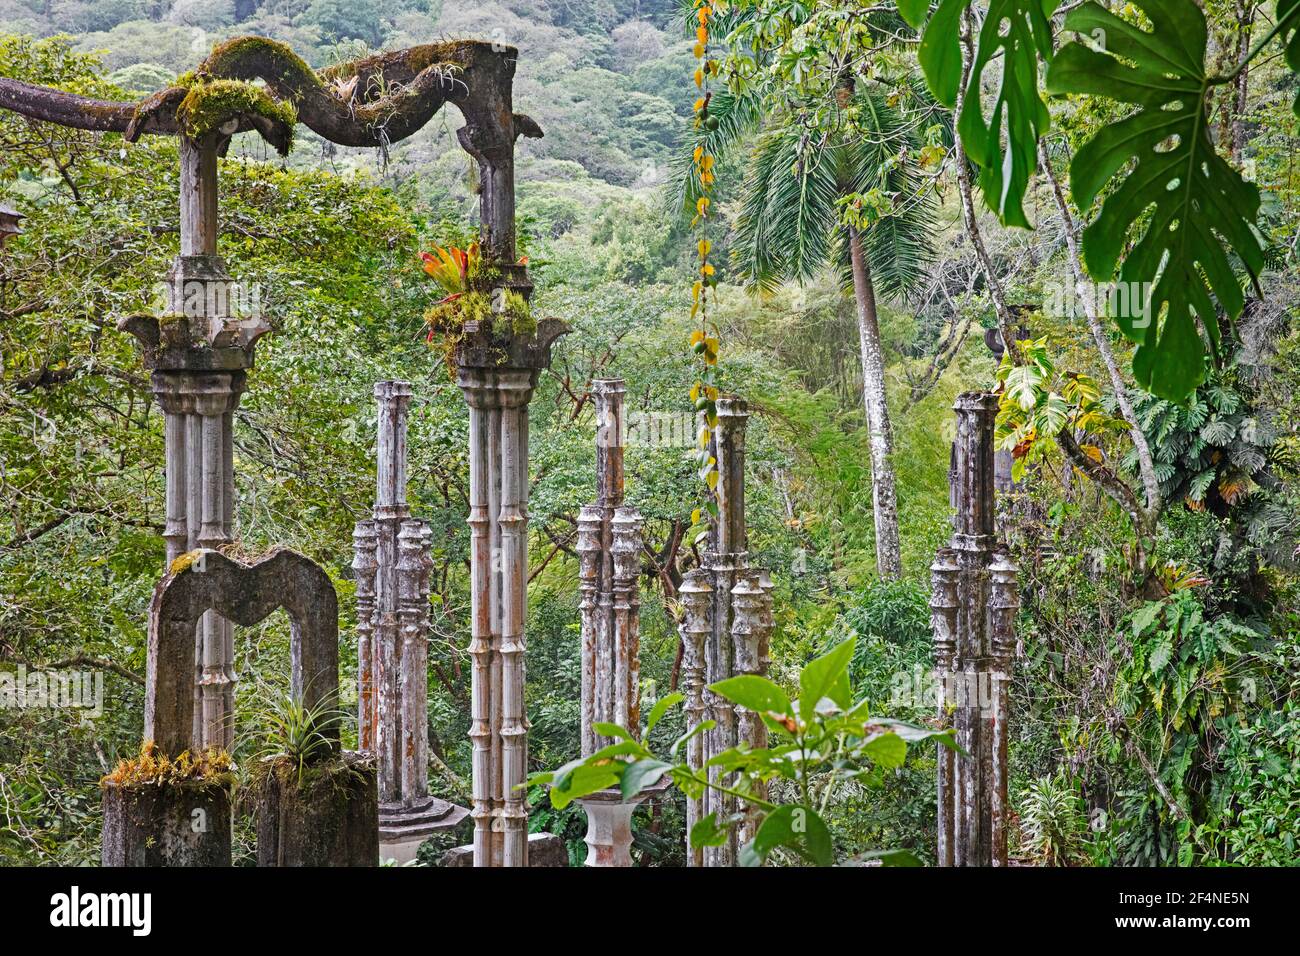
529 638 959 866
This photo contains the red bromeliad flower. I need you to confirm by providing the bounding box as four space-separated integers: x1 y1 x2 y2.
420 241 480 302
418 242 530 341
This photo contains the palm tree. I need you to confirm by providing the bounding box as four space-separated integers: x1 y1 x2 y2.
726 86 936 578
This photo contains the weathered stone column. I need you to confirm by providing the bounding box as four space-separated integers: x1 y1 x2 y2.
574 379 652 866
932 391 1019 866
678 568 712 868
119 133 267 753
352 382 468 862
457 318 567 867
684 396 775 867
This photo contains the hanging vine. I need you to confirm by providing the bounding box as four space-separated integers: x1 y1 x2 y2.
688 0 723 537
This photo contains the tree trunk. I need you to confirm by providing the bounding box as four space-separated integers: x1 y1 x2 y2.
847 225 902 578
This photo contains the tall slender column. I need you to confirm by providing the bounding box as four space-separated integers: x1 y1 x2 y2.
456 322 566 867
730 570 769 846
498 385 529 867
930 547 959 867
466 382 494 866
682 395 774 867
353 382 466 861
702 397 750 867
150 371 248 752
933 392 1018 866
353 521 378 752
120 132 268 753
576 380 652 866
679 569 712 868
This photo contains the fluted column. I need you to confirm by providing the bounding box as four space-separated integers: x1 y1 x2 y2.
701 397 749 867
930 547 959 867
577 504 602 757
680 394 775 867
576 380 652 866
679 569 712 868
397 519 431 802
456 319 566 867
934 392 1018 867
119 132 269 754
352 382 465 860
730 570 767 845
353 521 379 753
142 355 253 754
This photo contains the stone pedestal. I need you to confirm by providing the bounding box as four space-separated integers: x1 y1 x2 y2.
101 780 232 867
931 392 1019 867
255 751 379 867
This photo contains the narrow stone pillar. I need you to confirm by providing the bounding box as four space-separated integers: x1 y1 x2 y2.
932 391 1019 866
353 381 468 862
574 379 653 866
678 569 712 868
119 133 268 752
457 320 567 867
684 395 775 867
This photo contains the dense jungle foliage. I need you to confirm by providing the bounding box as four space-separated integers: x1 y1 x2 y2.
1 0 1298 866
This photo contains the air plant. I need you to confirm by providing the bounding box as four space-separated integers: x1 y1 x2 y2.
247 690 343 788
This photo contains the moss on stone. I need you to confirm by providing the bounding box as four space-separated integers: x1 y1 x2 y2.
201 36 325 102
175 78 298 143
503 290 535 337
168 549 201 574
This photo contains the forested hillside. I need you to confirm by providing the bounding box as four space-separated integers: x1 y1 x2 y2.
1 0 1298 870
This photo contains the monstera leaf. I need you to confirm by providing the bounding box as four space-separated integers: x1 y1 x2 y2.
1284 0 1300 114
912 0 1056 228
1046 0 1265 401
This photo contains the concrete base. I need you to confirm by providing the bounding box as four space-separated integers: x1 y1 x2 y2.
577 789 640 867
377 796 470 864
102 780 232 867
379 836 426 865
255 751 378 867
440 831 568 867
576 780 668 867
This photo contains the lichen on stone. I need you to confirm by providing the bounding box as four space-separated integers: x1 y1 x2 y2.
168 549 202 575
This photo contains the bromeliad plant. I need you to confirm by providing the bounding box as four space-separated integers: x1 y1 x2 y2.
420 241 482 303
246 690 344 788
418 241 534 371
528 637 959 866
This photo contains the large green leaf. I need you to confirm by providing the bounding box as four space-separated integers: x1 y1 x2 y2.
1046 0 1265 401
744 804 835 866
1282 0 1300 115
709 674 793 718
919 0 1055 227
798 638 855 722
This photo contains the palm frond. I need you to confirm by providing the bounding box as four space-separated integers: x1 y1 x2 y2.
833 90 937 301
732 121 840 293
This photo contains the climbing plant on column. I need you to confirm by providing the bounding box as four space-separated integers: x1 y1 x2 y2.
688 0 723 533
